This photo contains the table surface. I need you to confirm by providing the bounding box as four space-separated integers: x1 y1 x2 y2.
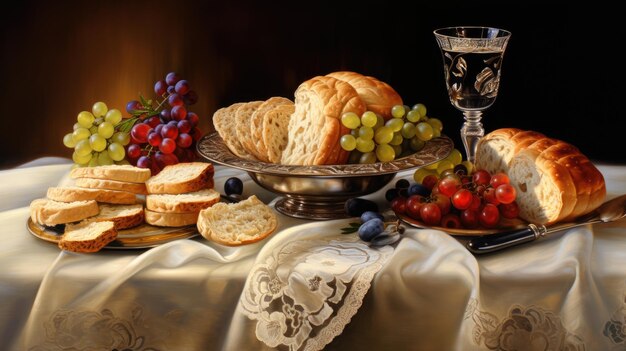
2 158 626 351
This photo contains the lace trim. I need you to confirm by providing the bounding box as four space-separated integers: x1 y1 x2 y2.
603 293 626 346
239 235 393 351
465 299 585 351
28 305 171 351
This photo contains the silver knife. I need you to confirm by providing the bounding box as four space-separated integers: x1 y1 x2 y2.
466 194 626 254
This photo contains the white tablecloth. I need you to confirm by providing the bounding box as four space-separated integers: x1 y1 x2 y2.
1 158 626 351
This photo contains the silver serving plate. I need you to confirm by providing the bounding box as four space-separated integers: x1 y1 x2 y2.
197 132 453 220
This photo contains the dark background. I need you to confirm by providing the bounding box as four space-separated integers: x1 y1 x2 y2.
1 1 624 168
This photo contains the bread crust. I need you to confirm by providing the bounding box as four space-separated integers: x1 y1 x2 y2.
144 209 199 227
326 71 402 119
70 165 151 183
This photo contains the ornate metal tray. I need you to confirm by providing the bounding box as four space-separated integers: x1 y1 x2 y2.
27 219 198 249
197 132 453 220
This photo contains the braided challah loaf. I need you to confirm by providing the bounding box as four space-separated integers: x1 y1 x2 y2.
476 128 605 224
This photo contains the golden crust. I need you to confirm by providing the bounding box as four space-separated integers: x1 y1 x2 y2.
326 71 402 119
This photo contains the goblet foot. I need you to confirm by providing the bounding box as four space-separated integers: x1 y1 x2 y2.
460 110 484 164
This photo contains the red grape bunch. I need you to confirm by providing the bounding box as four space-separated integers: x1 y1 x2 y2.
389 165 520 229
124 72 203 174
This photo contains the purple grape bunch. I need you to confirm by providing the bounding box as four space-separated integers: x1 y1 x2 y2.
124 72 202 174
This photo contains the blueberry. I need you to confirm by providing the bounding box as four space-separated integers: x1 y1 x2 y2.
385 188 399 202
361 211 384 223
454 164 468 176
358 218 384 242
224 177 243 195
408 183 430 197
345 198 379 217
395 179 410 189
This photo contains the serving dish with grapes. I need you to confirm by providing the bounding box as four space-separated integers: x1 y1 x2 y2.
197 132 453 220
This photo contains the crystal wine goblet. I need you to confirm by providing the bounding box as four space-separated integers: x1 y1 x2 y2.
434 26 511 163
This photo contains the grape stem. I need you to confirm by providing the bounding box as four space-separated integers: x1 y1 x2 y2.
154 93 171 111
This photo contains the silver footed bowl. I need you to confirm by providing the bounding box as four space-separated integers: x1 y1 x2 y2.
197 132 454 220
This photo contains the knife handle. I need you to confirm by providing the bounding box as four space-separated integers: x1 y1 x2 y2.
466 224 547 254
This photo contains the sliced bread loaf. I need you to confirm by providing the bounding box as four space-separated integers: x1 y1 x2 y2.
70 165 151 183
146 188 220 213
263 103 295 163
144 209 199 227
249 97 293 162
213 102 256 159
74 177 148 195
47 186 137 204
59 221 117 253
30 199 99 226
476 128 606 224
145 162 214 194
197 195 277 246
84 204 144 229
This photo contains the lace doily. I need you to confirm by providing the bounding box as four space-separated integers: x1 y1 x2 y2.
239 235 394 351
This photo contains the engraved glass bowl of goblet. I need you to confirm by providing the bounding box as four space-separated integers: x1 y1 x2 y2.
434 26 511 163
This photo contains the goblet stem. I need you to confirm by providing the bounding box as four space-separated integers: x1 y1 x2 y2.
460 110 484 163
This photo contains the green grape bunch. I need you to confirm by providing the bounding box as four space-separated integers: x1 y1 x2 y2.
340 103 444 164
63 102 131 168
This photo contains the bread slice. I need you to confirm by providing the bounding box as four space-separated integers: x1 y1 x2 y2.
235 101 263 157
144 209 199 227
263 103 295 163
213 102 257 159
249 97 293 162
145 162 214 194
280 76 365 165
30 199 99 226
59 221 117 253
47 186 137 204
197 195 277 246
146 188 220 213
70 165 151 183
74 177 147 195
326 71 403 119
84 204 144 229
